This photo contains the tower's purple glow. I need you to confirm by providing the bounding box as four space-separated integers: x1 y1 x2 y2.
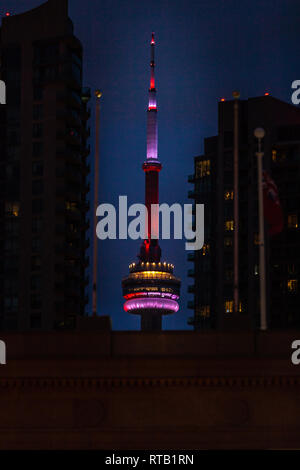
124 298 179 313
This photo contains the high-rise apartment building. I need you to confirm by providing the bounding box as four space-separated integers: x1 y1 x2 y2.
0 0 91 330
188 96 300 330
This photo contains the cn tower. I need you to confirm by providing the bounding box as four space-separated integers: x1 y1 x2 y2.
122 33 181 331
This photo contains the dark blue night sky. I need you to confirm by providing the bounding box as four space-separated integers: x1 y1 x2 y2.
2 0 300 329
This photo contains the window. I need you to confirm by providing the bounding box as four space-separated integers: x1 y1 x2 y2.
5 201 20 217
66 201 78 211
31 256 41 271
225 300 234 313
254 264 259 276
4 296 18 312
288 214 298 229
202 243 210 256
5 219 19 236
32 217 43 234
225 269 233 281
197 306 210 318
272 149 286 163
4 239 19 253
32 238 42 253
69 223 78 233
32 142 43 158
224 237 233 247
32 161 43 177
32 199 43 213
224 190 234 201
32 180 44 195
254 233 260 245
195 160 211 178
33 123 43 139
287 279 298 293
33 87 43 101
225 220 234 231
31 275 42 291
33 104 43 120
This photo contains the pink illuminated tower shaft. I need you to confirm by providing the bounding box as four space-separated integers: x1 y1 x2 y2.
140 33 162 263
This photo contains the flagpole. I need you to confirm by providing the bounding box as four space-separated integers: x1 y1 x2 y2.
254 127 267 330
233 91 240 314
92 90 102 317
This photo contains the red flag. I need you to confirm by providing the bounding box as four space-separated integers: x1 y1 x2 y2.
262 170 284 236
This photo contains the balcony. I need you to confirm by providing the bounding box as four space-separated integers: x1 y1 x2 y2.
188 269 195 277
187 301 195 309
188 174 195 183
187 253 195 262
188 285 195 293
188 190 196 199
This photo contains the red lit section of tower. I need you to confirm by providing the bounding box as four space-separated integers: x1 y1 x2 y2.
122 34 181 331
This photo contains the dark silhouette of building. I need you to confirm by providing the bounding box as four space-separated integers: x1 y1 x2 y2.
122 34 181 331
188 95 300 330
0 0 91 330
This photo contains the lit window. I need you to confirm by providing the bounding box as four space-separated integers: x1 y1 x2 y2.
224 190 234 201
200 306 210 318
287 279 298 293
196 160 211 178
254 264 259 276
272 148 286 162
202 244 210 256
225 300 234 313
66 201 78 211
5 202 20 217
225 220 234 231
288 214 298 229
254 233 260 245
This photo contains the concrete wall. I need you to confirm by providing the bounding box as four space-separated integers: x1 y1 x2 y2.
0 330 299 449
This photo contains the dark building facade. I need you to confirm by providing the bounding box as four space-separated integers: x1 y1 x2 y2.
0 0 91 330
188 96 300 330
0 328 300 450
